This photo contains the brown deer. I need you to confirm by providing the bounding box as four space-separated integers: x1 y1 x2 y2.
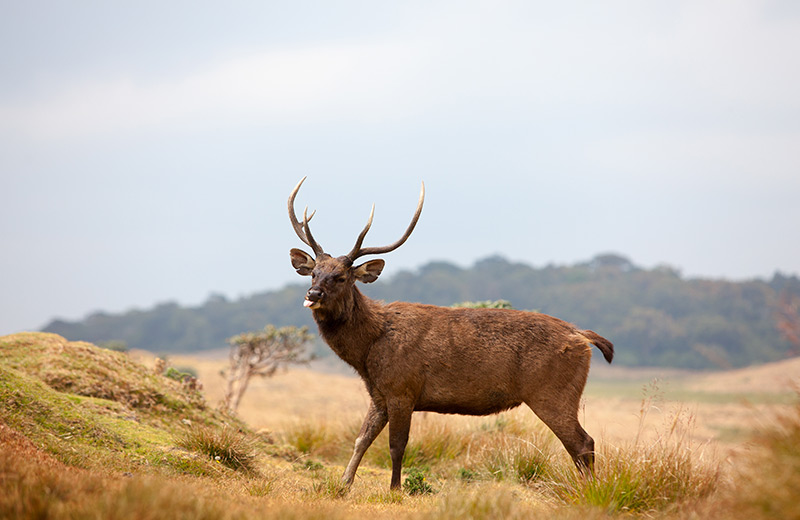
287 177 613 490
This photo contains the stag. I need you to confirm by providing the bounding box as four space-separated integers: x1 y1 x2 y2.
287 177 613 490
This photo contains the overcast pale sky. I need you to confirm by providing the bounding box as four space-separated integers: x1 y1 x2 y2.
1 1 799 335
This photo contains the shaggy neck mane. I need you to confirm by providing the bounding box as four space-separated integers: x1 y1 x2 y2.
312 285 385 374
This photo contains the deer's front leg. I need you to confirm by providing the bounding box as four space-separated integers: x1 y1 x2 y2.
387 401 413 490
342 400 388 485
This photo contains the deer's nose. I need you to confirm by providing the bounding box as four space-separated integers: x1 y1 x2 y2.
306 287 324 302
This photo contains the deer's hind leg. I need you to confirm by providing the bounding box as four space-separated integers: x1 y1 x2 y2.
523 355 595 473
528 399 596 473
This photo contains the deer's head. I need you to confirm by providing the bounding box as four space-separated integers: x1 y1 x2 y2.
288 177 424 312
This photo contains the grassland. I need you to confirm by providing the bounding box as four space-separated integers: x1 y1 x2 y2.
2 332 798 519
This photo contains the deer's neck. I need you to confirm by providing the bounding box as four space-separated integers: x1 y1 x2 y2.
312 287 385 375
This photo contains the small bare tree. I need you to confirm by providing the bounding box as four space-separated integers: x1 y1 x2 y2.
222 325 315 413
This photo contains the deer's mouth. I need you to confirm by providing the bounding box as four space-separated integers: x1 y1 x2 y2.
303 298 322 310
304 288 324 309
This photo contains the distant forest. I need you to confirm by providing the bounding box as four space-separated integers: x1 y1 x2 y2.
44 254 800 370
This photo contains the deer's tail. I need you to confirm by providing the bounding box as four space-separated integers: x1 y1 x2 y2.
582 330 614 363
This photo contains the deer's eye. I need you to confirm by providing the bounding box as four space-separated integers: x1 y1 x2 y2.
334 275 346 283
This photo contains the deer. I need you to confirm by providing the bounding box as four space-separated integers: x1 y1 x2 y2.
287 177 614 490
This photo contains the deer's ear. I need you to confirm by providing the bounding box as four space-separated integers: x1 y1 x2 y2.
290 248 315 276
353 259 385 284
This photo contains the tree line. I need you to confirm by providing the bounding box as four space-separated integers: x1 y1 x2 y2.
43 254 800 369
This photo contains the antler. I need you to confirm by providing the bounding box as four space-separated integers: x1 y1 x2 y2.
346 182 425 261
288 177 324 256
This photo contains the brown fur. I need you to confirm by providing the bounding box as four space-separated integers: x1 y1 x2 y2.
289 250 614 489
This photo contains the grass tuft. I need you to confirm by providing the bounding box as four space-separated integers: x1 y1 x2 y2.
362 489 405 504
177 425 256 473
728 394 800 520
457 467 479 482
282 420 343 460
301 459 325 472
245 478 275 497
309 473 350 499
550 402 719 513
476 435 555 484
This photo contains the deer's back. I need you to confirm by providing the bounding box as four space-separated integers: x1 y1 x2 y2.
365 302 594 415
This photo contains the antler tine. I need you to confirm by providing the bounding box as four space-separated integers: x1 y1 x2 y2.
288 176 320 251
302 206 325 256
348 182 424 261
345 203 375 261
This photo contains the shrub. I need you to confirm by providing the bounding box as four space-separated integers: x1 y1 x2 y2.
165 366 195 382
403 467 435 495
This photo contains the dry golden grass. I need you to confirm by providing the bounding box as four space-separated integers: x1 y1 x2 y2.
165 349 799 516
3 333 799 519
167 350 798 458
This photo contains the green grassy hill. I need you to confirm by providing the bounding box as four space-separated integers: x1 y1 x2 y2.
0 333 244 475
0 333 335 518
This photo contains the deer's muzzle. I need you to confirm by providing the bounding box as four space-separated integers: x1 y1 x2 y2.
304 287 324 309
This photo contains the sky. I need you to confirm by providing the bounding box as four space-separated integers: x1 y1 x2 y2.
1 1 799 335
